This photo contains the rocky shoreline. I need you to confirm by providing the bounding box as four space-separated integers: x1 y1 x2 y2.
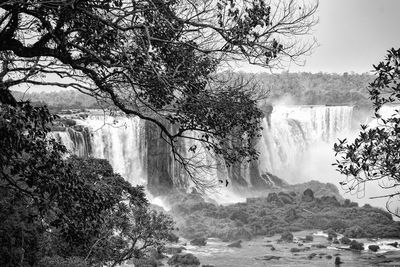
133 184 400 266
164 186 400 243
125 230 400 267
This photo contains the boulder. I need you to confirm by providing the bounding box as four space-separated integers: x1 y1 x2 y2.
266 193 280 203
190 237 207 246
278 192 294 204
167 253 200 266
167 232 179 243
335 256 343 265
349 240 364 251
280 231 294 242
307 253 317 260
319 196 340 207
305 235 314 242
368 245 380 252
326 228 337 241
227 240 242 248
339 236 351 245
302 189 315 202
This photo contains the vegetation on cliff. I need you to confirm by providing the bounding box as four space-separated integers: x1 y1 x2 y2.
165 187 400 242
0 103 175 266
13 71 374 113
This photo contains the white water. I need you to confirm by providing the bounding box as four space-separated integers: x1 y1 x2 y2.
257 105 353 183
53 115 147 186
52 106 354 201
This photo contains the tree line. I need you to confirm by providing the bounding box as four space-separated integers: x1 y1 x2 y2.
13 71 375 113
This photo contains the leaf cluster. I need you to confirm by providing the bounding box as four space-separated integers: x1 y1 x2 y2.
334 48 400 217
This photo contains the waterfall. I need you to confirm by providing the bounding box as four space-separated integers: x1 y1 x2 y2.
52 115 147 186
256 105 353 183
50 127 91 157
51 105 354 191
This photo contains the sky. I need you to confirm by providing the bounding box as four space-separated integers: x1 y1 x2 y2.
241 0 400 74
292 0 400 73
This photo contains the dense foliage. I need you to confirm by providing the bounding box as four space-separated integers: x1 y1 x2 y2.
254 71 373 107
0 102 175 266
334 48 400 217
167 187 400 242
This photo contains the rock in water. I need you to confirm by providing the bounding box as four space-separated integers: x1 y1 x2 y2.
190 237 207 246
339 236 351 245
335 256 343 265
305 235 314 242
349 240 364 251
227 240 242 248
368 245 380 252
307 253 317 260
280 231 294 242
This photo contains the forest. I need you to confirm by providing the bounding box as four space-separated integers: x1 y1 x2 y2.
13 71 374 113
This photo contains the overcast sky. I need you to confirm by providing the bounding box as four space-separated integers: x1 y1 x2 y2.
239 0 400 74
289 0 400 73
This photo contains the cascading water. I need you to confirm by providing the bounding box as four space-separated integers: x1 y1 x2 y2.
52 115 147 186
51 105 354 194
256 105 353 183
